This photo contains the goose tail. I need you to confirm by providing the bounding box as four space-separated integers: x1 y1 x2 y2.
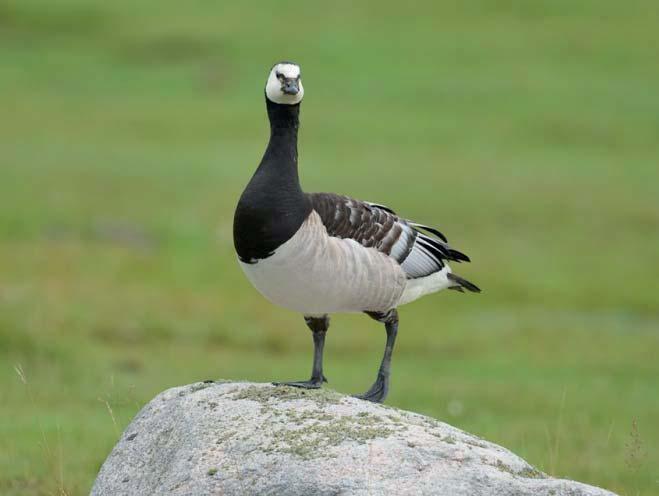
447 273 481 293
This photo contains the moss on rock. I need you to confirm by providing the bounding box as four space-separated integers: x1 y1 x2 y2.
231 384 343 406
266 410 397 460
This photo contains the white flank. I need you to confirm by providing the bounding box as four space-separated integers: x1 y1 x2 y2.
240 212 406 314
265 63 304 105
397 265 454 306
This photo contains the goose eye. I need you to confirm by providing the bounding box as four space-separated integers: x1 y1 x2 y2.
276 73 284 80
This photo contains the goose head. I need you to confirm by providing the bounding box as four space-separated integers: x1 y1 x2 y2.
265 62 304 105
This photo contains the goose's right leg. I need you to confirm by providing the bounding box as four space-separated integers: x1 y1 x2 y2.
273 315 329 389
354 309 399 403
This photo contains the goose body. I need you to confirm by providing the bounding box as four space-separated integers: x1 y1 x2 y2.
233 62 479 402
239 196 466 315
240 209 407 315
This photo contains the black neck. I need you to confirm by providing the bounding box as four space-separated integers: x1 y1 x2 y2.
266 97 300 132
259 98 300 179
233 98 311 262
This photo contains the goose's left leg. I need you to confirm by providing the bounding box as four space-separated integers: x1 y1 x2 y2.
354 309 398 403
273 315 329 389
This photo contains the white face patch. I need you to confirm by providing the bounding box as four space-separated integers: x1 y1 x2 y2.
265 63 304 105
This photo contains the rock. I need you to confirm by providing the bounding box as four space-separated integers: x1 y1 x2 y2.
92 382 617 496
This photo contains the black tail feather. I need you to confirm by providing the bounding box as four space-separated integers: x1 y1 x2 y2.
417 237 450 259
409 223 448 243
447 273 481 293
416 232 471 264
448 249 471 263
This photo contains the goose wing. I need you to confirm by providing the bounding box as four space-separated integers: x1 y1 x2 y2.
308 192 469 279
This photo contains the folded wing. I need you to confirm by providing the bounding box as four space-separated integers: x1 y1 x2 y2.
308 193 470 280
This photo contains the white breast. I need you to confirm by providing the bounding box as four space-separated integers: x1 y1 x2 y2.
239 211 407 315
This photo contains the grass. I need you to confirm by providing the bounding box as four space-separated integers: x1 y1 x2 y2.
1 0 658 494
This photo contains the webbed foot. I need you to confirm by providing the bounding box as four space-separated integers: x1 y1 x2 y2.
353 372 388 403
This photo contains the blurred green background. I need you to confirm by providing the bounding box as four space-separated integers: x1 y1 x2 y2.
1 0 658 494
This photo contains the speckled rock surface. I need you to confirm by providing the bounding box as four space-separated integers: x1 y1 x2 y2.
92 381 617 496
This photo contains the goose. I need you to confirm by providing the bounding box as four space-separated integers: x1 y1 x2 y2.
233 61 480 403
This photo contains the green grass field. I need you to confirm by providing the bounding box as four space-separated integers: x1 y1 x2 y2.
1 1 658 494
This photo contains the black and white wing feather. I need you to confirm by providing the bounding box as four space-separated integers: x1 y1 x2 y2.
308 193 470 280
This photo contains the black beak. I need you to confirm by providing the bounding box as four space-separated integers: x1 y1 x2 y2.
282 78 299 95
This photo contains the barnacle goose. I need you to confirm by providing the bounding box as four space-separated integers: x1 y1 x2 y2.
233 61 480 403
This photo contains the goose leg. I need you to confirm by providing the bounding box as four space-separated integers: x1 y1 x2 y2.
354 309 399 403
274 315 329 389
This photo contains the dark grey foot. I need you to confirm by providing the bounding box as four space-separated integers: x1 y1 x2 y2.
273 376 327 389
353 372 388 403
